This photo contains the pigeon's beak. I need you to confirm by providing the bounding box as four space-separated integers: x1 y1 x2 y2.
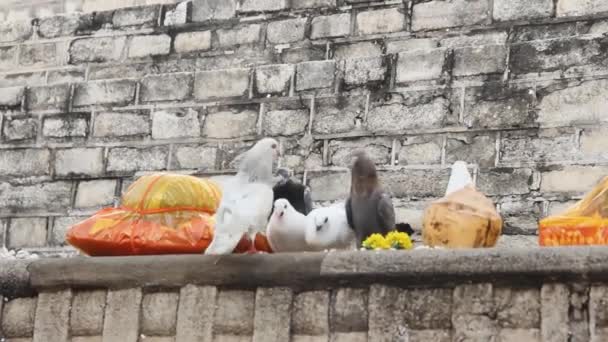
279 211 284 218
316 225 322 232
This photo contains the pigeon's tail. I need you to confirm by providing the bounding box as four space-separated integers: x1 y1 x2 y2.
395 223 415 236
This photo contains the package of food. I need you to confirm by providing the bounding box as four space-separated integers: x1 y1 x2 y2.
539 176 608 246
422 162 503 248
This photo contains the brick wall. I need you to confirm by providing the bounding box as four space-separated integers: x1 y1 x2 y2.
0 0 608 255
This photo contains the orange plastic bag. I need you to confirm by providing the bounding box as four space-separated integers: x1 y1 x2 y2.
539 176 608 246
66 173 273 256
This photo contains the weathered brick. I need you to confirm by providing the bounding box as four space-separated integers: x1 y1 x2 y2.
203 106 258 139
493 0 553 21
141 73 193 102
453 283 494 315
342 57 386 85
8 217 47 248
33 290 72 342
498 329 540 342
93 112 149 138
152 109 200 139
367 95 450 133
89 63 157 81
537 79 608 126
171 145 218 170
55 147 104 176
142 292 179 336
452 315 497 342
329 138 392 167
0 46 18 70
0 86 25 107
50 216 86 246
495 288 541 328
176 285 217 342
71 290 107 336
580 126 608 160
541 284 569 342
164 1 190 26
386 38 439 54
396 48 447 83
292 291 329 336
2 117 37 141
47 69 86 84
310 13 351 39
557 0 608 17
69 37 127 63
263 109 308 136
174 31 212 53
75 179 117 208
26 85 70 111
477 168 533 196
296 60 335 91
107 146 169 173
42 114 89 139
330 288 368 333
382 169 450 197
38 13 92 38
334 41 383 60
541 166 608 193
0 149 50 177
103 288 142 342
453 45 507 76
399 137 442 165
217 24 262 47
412 0 491 31
590 286 608 339
0 181 72 212
191 0 236 21
309 172 350 201
19 43 58 68
0 20 33 43
462 85 536 129
128 34 171 59
313 96 365 135
214 290 255 335
498 200 542 234
194 68 250 100
240 0 288 13
255 64 294 94
112 5 159 27
73 80 137 107
1 297 36 337
267 18 307 44
446 134 496 168
292 0 336 9
356 7 406 35
500 130 577 164
252 288 293 342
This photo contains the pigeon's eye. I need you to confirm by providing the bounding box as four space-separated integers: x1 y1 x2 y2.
324 217 328 223
284 204 287 209
271 143 277 149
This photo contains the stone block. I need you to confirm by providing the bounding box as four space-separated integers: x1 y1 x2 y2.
581 126 608 160
142 292 179 336
8 217 47 248
399 137 442 165
0 149 50 177
194 68 250 100
540 166 608 193
192 0 236 21
103 288 142 342
409 330 451 342
537 79 608 126
452 314 497 342
263 109 308 136
313 96 365 135
499 201 542 235
42 114 89 139
107 146 169 173
367 97 450 134
255 64 294 94
330 288 368 332
217 24 262 47
453 283 494 315
334 41 382 60
541 284 569 342
396 48 447 83
71 290 107 336
495 288 541 328
309 172 350 201
47 69 86 84
38 13 92 38
54 147 104 176
0 181 72 212
557 0 608 17
329 138 392 167
33 290 72 342
202 106 258 139
498 329 541 342
0 46 17 70
152 109 200 139
311 13 351 39
174 31 212 53
75 179 117 208
330 332 366 342
252 288 293 342
380 169 451 197
112 5 159 27
412 0 491 31
342 57 386 85
296 60 335 91
0 86 24 107
356 7 406 35
500 130 577 164
73 337 103 342
453 45 507 76
141 73 193 102
240 0 288 13
1 297 36 337
176 285 217 342
69 37 126 63
386 38 439 54
590 286 608 337
446 134 496 168
171 145 218 170
128 34 171 59
214 290 255 335
267 18 307 44
93 112 150 138
0 20 33 43
19 43 58 68
164 1 191 26
73 80 137 107
493 0 553 21
50 216 87 246
2 117 37 141
462 85 536 129
89 63 157 81
292 291 330 336
26 85 70 111
477 168 532 196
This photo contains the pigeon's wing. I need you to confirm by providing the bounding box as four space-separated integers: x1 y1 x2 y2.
376 192 396 233
345 197 355 231
303 186 313 215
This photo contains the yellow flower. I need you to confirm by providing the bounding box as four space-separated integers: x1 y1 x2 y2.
386 231 413 250
362 233 391 250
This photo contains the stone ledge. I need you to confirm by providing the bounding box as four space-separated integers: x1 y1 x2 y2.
0 247 606 296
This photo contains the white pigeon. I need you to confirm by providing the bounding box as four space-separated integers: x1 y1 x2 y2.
266 198 309 253
205 138 280 255
305 203 356 251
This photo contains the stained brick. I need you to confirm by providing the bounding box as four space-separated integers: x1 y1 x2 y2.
176 285 217 342
0 20 33 43
141 73 193 102
102 289 142 342
263 109 308 136
128 34 171 59
453 45 507 76
47 69 86 84
33 290 72 342
334 41 383 60
38 13 92 38
73 80 137 107
240 0 288 13
309 172 350 201
313 96 365 135
541 166 608 193
214 290 255 335
71 290 107 336
171 145 218 170
1 297 36 337
203 106 258 139
0 86 25 107
112 5 159 27
141 292 179 336
19 43 58 68
342 57 386 85
399 136 442 165
93 112 150 138
26 85 71 111
356 7 406 35
557 0 608 17
191 0 236 21
107 146 169 173
152 109 201 139
2 117 37 141
267 18 307 44
69 37 127 64
296 60 335 91
55 148 104 177
396 48 448 83
0 149 50 177
194 68 250 100
446 134 496 168
174 31 212 53
493 0 553 21
42 114 89 139
75 179 117 208
8 217 47 248
0 181 72 212
477 168 533 196
292 0 336 9
217 24 262 47
311 13 351 39
462 85 536 129
252 288 293 342
255 64 294 94
0 46 18 71
367 95 450 134
412 0 491 31
537 79 608 126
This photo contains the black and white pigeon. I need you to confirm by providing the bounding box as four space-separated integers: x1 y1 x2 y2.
272 168 313 216
345 151 414 246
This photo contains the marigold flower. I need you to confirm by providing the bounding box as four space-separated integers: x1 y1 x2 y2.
386 231 413 250
362 233 391 250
